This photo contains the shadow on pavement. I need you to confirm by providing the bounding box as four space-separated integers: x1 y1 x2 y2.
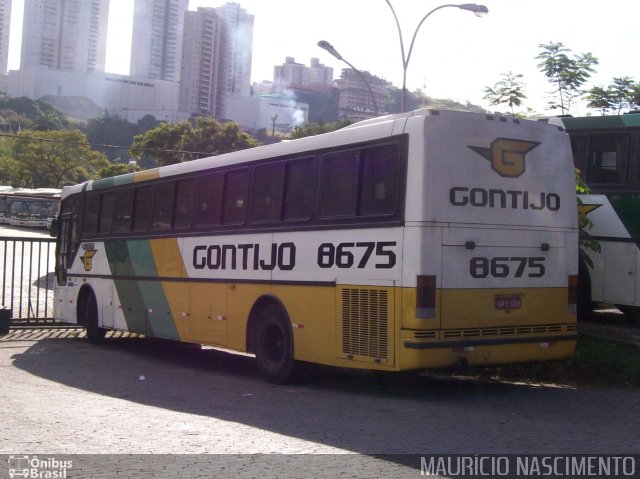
5 331 640 458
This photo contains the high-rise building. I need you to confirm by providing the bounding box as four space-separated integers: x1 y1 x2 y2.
21 0 110 73
337 68 389 121
179 3 253 119
130 0 188 82
179 7 224 116
0 0 12 74
274 57 333 93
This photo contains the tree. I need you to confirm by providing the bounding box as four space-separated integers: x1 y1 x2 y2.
586 86 614 115
536 42 598 114
129 117 258 166
629 84 640 110
180 117 258 160
609 76 635 114
483 71 527 115
11 129 108 187
288 119 352 139
96 162 140 179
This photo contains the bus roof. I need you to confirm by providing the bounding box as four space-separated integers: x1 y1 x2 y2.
559 112 640 130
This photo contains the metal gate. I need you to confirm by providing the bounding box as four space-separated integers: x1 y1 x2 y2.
1 236 59 326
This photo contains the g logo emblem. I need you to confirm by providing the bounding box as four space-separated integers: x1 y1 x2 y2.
469 138 540 178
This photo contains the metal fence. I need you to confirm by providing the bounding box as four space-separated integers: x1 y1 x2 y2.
1 236 57 326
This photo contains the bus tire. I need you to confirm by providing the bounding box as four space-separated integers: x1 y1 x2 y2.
255 305 297 384
83 291 106 344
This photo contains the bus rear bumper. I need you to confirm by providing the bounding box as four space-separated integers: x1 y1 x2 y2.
399 333 577 370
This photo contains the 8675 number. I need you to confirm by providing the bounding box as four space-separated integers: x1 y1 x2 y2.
470 256 546 278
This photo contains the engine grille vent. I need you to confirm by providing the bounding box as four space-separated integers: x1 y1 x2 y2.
341 288 388 359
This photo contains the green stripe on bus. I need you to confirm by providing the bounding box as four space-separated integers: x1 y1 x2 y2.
92 174 136 190
104 240 179 339
563 113 640 130
609 194 640 240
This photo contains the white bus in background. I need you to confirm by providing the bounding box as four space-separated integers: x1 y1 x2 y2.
53 109 578 383
1 188 61 228
551 113 640 321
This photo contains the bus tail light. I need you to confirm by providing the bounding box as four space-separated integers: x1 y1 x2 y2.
416 275 436 319
568 275 578 314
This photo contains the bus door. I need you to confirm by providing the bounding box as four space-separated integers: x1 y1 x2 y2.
56 213 74 286
603 242 637 305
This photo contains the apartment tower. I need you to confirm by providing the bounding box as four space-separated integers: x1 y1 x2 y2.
21 0 110 73
0 0 12 74
179 3 253 118
130 0 188 81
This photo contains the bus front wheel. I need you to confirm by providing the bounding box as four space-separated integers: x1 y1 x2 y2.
255 305 297 384
82 291 106 344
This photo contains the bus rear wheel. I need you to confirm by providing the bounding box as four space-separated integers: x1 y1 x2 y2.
82 291 106 344
255 305 297 384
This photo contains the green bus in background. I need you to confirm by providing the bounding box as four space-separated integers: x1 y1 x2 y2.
551 113 640 321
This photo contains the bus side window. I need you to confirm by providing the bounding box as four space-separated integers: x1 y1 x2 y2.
283 157 315 220
569 135 589 178
151 181 175 231
174 178 195 229
587 134 630 184
132 186 152 233
114 188 134 232
195 173 223 227
360 144 400 216
222 169 249 225
98 192 114 234
84 194 100 236
252 163 285 222
319 151 359 217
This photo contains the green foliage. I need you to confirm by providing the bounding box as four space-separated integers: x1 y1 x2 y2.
575 169 600 269
85 115 160 161
288 119 352 139
96 162 140 179
11 129 108 187
483 71 527 115
587 77 638 115
0 97 70 131
130 117 258 166
0 156 20 185
536 42 598 115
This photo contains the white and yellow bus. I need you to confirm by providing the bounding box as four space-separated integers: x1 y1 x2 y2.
53 109 579 383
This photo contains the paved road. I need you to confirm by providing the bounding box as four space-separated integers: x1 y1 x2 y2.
0 329 639 478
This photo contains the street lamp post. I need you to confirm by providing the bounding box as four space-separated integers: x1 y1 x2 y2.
384 1 488 113
317 40 379 117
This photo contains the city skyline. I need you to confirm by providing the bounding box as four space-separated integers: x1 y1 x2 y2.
5 0 640 115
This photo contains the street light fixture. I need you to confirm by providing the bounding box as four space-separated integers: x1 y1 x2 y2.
317 40 379 117
384 1 488 112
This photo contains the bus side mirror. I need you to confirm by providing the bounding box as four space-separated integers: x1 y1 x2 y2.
49 218 58 237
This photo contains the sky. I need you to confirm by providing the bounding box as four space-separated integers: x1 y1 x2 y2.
7 0 640 116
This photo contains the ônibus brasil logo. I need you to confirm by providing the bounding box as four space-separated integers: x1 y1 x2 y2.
469 138 540 178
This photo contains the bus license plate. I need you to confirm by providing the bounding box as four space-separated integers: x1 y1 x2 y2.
495 295 522 310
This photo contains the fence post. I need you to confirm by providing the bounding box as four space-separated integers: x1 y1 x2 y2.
0 306 11 334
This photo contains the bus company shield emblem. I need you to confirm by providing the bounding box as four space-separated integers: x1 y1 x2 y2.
80 249 97 272
468 138 540 178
